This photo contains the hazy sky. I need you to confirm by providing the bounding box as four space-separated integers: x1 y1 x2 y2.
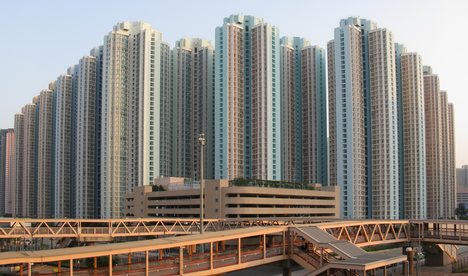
1 0 466 166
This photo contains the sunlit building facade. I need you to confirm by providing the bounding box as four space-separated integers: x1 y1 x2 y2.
215 15 281 181
101 22 170 218
172 38 214 180
37 89 55 218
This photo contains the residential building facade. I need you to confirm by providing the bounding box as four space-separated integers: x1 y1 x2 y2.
22 103 37 218
398 52 426 219
328 17 374 218
13 113 24 217
368 28 399 219
75 51 102 219
3 129 15 217
37 89 55 218
424 67 456 219
172 38 214 180
54 75 73 218
280 37 328 185
100 22 169 218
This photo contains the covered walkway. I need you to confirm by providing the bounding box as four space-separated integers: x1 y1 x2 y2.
0 226 289 275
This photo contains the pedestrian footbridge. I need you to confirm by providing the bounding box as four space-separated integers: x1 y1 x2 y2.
0 219 466 275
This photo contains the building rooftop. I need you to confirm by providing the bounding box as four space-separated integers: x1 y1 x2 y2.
229 178 320 190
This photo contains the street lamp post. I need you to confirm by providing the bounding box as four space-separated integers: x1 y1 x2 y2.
199 133 205 234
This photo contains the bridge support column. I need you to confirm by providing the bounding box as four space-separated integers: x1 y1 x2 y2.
58 261 61 274
158 249 163 260
405 247 415 274
282 259 291 276
238 238 241 264
145 250 149 276
179 246 184 275
409 251 415 274
109 255 112 276
127 253 131 271
27 263 31 276
221 240 225 251
263 234 266 259
282 231 286 255
69 259 73 275
93 257 97 274
403 260 409 275
210 242 213 270
19 264 23 276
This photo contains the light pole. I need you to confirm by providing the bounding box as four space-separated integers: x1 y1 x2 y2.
199 133 205 234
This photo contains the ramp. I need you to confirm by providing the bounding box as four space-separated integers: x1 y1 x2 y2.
292 226 406 275
292 226 366 259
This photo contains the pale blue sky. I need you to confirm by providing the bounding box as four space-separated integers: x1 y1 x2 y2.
1 0 467 166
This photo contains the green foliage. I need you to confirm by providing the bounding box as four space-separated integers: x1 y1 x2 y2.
230 178 316 190
364 243 403 252
152 185 166 192
455 203 468 220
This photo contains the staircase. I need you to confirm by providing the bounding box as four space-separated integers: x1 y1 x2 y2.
290 226 406 275
438 244 458 263
55 237 73 249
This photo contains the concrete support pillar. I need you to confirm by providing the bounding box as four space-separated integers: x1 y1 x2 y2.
189 244 194 256
238 238 241 264
282 259 291 276
407 248 415 274
263 234 266 259
108 255 112 276
383 265 387 276
282 231 286 255
20 264 23 275
93 257 97 274
58 261 61 274
404 260 409 276
210 242 213 270
158 249 163 260
145 251 149 276
69 259 73 275
127 253 131 271
221 240 226 251
27 263 31 276
179 247 184 275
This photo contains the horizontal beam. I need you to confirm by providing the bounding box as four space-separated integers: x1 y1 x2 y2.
0 227 289 265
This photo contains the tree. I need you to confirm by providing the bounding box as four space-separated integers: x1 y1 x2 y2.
455 203 468 220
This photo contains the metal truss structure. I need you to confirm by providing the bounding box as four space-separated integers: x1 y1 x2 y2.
0 219 467 275
0 218 330 240
316 220 410 247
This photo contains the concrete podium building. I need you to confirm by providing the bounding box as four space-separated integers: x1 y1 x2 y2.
125 177 339 219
